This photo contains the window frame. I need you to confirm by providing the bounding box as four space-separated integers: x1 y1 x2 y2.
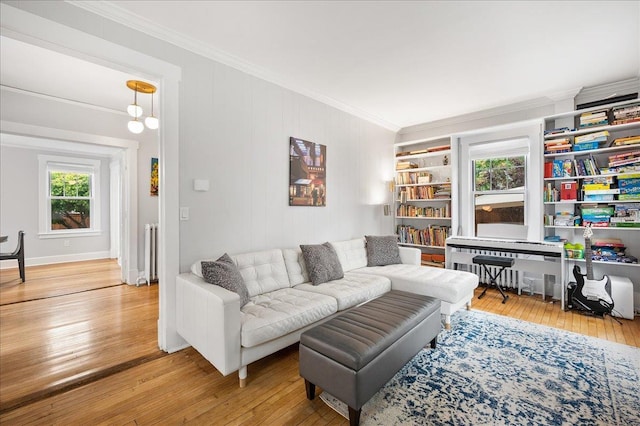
467 139 530 234
38 155 102 238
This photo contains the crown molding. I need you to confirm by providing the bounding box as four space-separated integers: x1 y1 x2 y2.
399 96 554 136
66 1 400 132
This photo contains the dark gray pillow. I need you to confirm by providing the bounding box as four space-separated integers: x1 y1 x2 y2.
201 253 250 307
300 242 344 286
365 235 402 266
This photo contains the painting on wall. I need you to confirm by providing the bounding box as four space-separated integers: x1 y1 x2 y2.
289 137 326 206
150 157 159 196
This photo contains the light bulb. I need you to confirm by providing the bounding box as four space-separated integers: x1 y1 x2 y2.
127 104 143 118
145 115 159 130
128 119 144 134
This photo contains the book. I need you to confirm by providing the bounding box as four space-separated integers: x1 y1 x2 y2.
575 130 609 143
560 181 577 200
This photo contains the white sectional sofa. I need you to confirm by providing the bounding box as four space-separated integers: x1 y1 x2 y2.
176 237 478 386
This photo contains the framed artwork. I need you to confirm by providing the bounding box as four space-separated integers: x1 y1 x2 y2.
150 157 159 196
289 137 326 206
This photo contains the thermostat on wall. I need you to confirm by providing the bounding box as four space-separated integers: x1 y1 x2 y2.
193 179 209 191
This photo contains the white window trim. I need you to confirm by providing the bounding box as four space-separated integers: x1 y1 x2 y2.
468 139 530 234
38 154 102 238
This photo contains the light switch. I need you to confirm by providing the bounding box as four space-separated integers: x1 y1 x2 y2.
180 207 189 221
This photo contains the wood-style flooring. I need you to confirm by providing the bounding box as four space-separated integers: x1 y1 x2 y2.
0 261 638 425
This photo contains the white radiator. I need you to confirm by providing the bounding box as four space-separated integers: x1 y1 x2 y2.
144 223 159 284
469 249 520 290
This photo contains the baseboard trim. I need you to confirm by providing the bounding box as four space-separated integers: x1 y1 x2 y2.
0 251 111 269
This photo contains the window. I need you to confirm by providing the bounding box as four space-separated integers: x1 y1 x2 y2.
39 155 101 237
473 155 526 231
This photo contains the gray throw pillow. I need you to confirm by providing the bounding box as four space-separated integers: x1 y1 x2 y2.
365 235 402 266
201 253 250 307
300 242 344 286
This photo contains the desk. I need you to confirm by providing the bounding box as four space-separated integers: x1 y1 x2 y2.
445 236 566 309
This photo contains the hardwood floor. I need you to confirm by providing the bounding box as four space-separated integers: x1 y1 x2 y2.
0 261 638 425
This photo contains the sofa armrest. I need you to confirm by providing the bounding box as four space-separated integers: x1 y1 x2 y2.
399 246 421 265
176 273 241 376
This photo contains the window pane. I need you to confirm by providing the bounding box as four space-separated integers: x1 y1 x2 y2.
474 170 490 191
50 172 65 196
490 169 509 190
50 172 91 197
51 199 91 229
508 166 525 188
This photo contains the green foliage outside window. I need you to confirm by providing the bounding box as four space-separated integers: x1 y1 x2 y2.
474 156 525 191
49 172 92 229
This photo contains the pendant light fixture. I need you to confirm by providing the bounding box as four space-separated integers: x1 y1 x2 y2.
126 80 159 134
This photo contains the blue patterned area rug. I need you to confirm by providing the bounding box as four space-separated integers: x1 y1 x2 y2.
319 310 640 425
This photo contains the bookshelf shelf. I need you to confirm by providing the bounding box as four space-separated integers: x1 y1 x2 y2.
398 243 446 250
396 216 451 220
395 149 451 161
542 99 640 269
544 225 640 231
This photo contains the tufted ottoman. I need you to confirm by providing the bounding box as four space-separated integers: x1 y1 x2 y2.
299 290 441 426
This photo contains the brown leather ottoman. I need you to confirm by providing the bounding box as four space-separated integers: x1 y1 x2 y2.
299 290 441 426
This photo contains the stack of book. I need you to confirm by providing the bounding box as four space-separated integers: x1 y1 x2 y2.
573 130 609 151
581 206 615 227
618 173 640 201
544 138 572 154
579 109 609 128
591 238 637 263
396 161 418 170
611 103 640 125
605 150 640 174
544 127 572 136
611 135 640 147
582 176 615 201
553 211 577 227
610 203 640 227
433 184 451 199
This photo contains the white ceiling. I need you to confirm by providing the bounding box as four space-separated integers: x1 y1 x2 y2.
2 1 640 132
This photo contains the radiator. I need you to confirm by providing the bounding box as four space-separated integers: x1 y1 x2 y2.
469 249 520 289
144 223 159 284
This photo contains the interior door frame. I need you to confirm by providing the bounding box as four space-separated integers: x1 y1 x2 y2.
1 4 185 352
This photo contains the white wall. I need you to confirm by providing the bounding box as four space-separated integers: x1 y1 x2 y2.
179 62 395 270
0 145 111 263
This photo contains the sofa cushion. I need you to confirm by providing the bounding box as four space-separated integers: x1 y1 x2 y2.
201 253 250 307
365 235 402 266
354 264 478 304
232 249 292 297
282 248 310 286
300 242 344 285
294 272 391 311
241 288 337 347
329 238 368 272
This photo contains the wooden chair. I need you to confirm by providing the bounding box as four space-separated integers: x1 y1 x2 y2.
1 231 25 282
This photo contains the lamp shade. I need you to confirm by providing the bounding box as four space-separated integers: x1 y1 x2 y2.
127 119 144 134
127 104 143 118
145 116 159 130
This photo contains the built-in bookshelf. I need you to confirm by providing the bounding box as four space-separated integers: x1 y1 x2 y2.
394 136 453 268
542 99 640 270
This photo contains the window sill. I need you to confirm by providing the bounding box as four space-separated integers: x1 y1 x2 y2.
38 230 102 239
